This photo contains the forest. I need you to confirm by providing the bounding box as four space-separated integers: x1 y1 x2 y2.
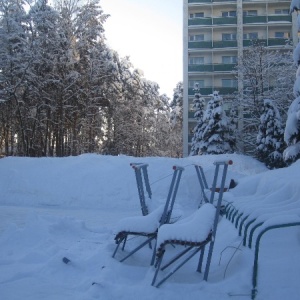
0 0 183 157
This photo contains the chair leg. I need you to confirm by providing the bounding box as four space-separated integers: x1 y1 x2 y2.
151 250 165 286
197 246 206 273
120 236 156 263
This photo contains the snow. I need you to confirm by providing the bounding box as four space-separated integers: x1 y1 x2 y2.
0 153 300 300
156 203 215 246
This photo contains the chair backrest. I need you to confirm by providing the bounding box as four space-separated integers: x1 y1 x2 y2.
130 163 152 216
159 165 184 227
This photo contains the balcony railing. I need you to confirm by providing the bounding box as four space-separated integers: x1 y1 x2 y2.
243 15 292 24
243 38 290 47
188 63 236 72
188 17 237 26
188 0 237 3
188 87 237 96
189 18 212 26
189 41 213 49
213 40 238 48
188 15 291 26
189 38 290 49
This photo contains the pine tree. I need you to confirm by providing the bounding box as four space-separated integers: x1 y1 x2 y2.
198 91 235 155
256 99 285 169
190 83 205 155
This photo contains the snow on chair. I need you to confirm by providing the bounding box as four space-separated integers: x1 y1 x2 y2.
151 160 232 287
112 165 185 265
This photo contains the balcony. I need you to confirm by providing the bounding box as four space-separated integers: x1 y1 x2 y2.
188 17 237 26
268 15 292 22
268 38 290 46
243 16 267 24
243 15 292 24
188 87 237 96
189 18 212 26
213 17 237 25
188 0 237 3
189 41 213 49
188 15 291 26
188 63 236 72
213 40 237 48
243 38 290 47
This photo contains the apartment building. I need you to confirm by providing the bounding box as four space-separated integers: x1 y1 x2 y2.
183 0 297 157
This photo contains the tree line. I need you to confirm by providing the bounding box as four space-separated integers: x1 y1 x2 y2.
0 0 182 158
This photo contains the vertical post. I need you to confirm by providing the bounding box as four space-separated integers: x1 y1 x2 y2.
204 160 232 281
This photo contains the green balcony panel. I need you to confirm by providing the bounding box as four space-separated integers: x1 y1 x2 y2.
213 17 237 25
188 0 236 2
188 18 212 26
188 0 211 3
243 39 267 47
213 40 237 48
188 64 213 72
188 41 213 49
188 111 196 118
218 87 237 95
213 64 236 72
188 87 212 95
268 15 292 22
268 38 289 46
243 16 267 24
188 134 194 143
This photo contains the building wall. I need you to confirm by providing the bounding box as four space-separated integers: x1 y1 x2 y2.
183 0 297 157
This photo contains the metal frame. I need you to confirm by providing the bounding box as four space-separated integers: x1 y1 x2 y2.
152 160 233 287
130 163 152 216
112 166 185 265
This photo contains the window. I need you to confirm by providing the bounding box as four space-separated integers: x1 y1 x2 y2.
222 33 236 41
275 32 284 38
243 32 258 39
222 56 237 64
222 79 238 87
243 10 257 16
189 57 204 65
275 9 289 14
222 11 236 17
189 80 204 88
189 12 204 18
189 34 204 42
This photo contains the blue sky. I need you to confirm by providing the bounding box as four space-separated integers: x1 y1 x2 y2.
101 0 183 98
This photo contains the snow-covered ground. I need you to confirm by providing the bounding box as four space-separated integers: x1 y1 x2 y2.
0 153 299 300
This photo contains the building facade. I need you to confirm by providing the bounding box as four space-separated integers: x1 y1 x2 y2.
183 0 297 157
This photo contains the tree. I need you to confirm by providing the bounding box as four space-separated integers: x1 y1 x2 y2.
234 42 294 155
256 99 285 169
284 5 300 164
169 81 183 157
198 91 235 155
190 83 206 155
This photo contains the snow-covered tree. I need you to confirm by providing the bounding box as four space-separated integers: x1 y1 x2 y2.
256 99 285 169
234 42 294 155
284 4 300 164
169 82 183 157
190 83 206 155
198 91 235 155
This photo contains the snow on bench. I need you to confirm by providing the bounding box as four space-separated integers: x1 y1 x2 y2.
156 203 216 255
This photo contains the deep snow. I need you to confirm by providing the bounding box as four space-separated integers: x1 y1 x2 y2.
0 153 299 300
